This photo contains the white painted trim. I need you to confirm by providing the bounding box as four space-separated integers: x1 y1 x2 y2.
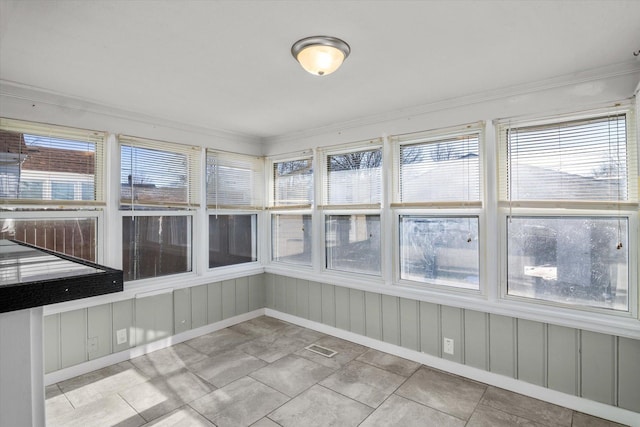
265 309 640 427
44 309 264 385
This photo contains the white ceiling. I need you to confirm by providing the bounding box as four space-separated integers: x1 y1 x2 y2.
1 0 639 140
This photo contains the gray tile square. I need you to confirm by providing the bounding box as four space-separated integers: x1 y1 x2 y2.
250 354 334 397
140 406 215 426
251 418 281 427
229 316 290 337
190 376 289 427
320 360 406 408
58 361 149 407
356 348 420 377
45 384 74 420
189 348 267 388
396 367 486 420
571 412 627 427
47 394 145 427
480 386 573 426
239 332 309 363
119 368 213 422
184 328 252 355
294 335 368 370
279 324 327 343
360 394 465 427
130 343 208 379
269 384 373 427
467 404 546 427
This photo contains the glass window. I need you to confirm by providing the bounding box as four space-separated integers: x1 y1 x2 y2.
209 214 257 268
504 114 630 201
206 150 263 209
272 214 312 266
326 148 381 205
0 217 97 262
399 134 480 203
326 214 380 275
273 158 313 206
122 215 192 281
18 181 43 199
400 216 479 289
507 216 628 311
51 182 74 200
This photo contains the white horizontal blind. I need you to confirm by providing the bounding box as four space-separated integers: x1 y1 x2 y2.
206 150 264 209
273 158 313 207
0 117 105 205
396 133 480 204
119 135 201 209
324 147 382 207
498 112 637 202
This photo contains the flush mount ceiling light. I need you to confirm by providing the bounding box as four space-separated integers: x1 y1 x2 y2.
291 36 350 76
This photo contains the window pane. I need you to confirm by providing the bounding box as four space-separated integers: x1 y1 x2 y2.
206 151 263 208
507 216 628 311
273 159 313 206
122 215 192 281
121 145 189 206
327 149 381 205
400 216 479 289
326 214 380 275
507 115 628 201
0 217 97 262
209 214 257 268
400 135 479 202
0 129 98 202
272 214 312 265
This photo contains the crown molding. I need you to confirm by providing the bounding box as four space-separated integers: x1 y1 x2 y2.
266 60 640 145
0 79 263 145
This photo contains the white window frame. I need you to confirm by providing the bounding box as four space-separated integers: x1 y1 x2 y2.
496 104 638 317
390 123 485 292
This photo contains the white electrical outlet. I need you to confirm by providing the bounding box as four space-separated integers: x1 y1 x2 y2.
116 329 128 345
443 337 454 355
88 337 98 354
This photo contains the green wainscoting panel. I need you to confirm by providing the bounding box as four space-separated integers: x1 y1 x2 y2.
364 292 382 340
463 309 488 370
335 286 350 330
400 298 419 351
419 301 440 356
191 285 208 329
135 293 173 346
308 281 323 323
207 282 223 323
112 299 134 352
581 331 616 405
321 283 335 326
441 306 463 363
44 314 60 374
547 324 579 396
264 273 275 309
285 276 297 315
222 280 236 319
174 288 192 334
517 319 546 386
235 277 249 315
617 337 640 412
249 275 265 311
87 304 112 360
489 314 516 377
349 289 365 335
274 276 286 312
60 309 87 369
296 279 310 319
381 295 400 345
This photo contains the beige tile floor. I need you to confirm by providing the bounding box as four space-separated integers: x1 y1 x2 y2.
46 316 626 427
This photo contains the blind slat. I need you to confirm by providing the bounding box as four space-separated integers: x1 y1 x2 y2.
325 147 382 206
206 149 264 209
273 158 313 206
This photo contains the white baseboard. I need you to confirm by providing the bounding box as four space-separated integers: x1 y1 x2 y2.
265 309 640 427
44 309 265 386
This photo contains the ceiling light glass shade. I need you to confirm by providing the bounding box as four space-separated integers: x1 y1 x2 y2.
291 36 350 76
